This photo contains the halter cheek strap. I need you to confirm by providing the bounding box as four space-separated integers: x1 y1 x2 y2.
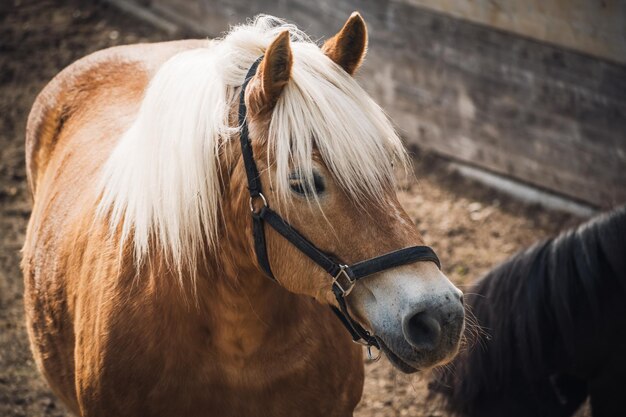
238 56 441 348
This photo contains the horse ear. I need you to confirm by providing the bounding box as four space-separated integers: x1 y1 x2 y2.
258 31 293 111
322 12 368 75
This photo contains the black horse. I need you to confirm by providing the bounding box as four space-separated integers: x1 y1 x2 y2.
430 205 626 417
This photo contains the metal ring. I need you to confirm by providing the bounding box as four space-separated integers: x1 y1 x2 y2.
249 193 268 213
366 345 382 362
352 338 370 346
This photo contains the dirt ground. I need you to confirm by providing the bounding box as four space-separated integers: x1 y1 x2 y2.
0 1 585 416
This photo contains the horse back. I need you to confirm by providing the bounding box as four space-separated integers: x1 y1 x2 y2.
25 39 209 195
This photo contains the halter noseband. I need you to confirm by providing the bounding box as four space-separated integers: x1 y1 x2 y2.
238 56 441 349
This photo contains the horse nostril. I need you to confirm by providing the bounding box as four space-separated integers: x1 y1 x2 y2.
403 311 442 350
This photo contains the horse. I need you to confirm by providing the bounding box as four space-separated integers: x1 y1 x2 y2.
22 13 465 417
429 205 626 417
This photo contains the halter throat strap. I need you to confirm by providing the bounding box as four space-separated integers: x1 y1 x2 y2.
237 56 441 348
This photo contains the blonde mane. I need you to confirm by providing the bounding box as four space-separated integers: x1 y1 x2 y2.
97 15 408 277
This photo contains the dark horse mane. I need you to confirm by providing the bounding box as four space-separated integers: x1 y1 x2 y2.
430 205 626 417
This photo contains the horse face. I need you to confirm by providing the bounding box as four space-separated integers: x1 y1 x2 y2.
243 14 464 373
263 160 464 372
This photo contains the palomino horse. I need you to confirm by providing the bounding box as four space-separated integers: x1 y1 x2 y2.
23 13 464 416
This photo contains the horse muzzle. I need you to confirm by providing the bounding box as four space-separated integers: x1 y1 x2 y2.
349 264 465 373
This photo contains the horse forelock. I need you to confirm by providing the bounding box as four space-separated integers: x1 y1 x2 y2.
96 15 408 283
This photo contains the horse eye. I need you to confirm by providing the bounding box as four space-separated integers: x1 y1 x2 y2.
289 172 326 196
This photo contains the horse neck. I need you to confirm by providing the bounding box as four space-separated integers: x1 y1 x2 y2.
192 139 315 358
197 261 308 359
197 240 314 362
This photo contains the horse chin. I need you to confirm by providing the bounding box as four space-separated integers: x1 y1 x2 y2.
376 337 420 374
374 324 464 374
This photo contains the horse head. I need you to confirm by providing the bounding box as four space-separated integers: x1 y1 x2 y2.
232 13 465 372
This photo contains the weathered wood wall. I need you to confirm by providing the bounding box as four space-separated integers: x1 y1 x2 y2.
109 0 626 208
401 0 626 66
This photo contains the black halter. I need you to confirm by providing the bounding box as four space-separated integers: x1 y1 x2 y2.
238 57 441 349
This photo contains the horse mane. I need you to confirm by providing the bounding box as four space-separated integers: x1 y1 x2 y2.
96 15 407 280
431 205 626 416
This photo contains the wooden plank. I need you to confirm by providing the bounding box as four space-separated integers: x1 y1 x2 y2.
402 0 626 65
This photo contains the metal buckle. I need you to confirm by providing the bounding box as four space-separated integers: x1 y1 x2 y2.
332 265 355 296
366 345 382 361
249 193 268 214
